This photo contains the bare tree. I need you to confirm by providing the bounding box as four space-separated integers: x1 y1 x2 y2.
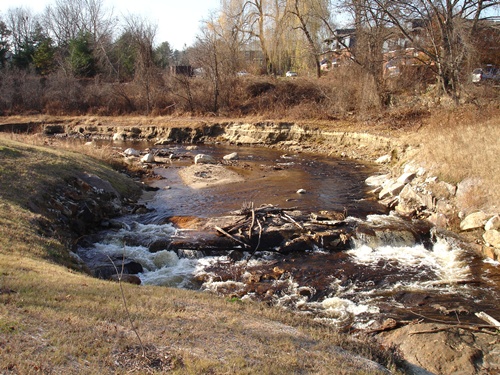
222 0 274 73
6 7 38 55
287 0 331 77
366 0 500 103
192 16 223 113
123 15 158 114
42 0 117 76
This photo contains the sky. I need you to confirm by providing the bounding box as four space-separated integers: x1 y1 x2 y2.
1 0 221 50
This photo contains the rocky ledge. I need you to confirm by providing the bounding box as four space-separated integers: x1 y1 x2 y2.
366 157 500 262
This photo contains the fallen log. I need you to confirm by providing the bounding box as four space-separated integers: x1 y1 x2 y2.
475 312 500 330
307 219 346 227
215 226 251 249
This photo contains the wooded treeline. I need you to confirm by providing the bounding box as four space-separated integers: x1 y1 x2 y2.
0 0 498 116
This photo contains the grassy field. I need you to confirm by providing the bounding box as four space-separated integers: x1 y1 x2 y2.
0 135 397 374
403 106 500 213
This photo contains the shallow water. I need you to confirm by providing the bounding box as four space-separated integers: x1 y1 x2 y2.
138 144 387 222
79 142 500 329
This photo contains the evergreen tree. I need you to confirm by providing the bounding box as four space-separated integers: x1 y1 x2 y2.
154 41 173 69
112 31 137 81
33 37 56 75
68 32 97 78
0 21 11 68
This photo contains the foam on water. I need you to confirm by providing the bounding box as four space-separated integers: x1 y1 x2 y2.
347 237 470 283
84 221 206 287
92 241 201 286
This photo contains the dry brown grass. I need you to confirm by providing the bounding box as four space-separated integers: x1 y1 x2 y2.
403 105 500 212
0 253 396 374
0 134 399 374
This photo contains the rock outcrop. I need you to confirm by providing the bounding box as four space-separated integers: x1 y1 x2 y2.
365 165 500 261
379 323 499 375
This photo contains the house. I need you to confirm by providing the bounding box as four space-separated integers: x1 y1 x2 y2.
322 24 430 76
169 65 194 77
322 29 356 70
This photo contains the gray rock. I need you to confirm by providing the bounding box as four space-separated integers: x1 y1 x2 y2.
379 323 486 375
397 172 416 185
155 138 173 145
365 174 390 187
223 152 239 161
426 213 448 228
141 153 155 163
77 172 120 198
113 132 126 141
375 154 391 164
396 184 426 215
379 181 405 200
194 154 217 165
124 148 140 156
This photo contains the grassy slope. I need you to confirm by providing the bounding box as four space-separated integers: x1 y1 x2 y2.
0 135 395 374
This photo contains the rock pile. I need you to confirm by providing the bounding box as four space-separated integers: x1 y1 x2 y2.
365 161 500 261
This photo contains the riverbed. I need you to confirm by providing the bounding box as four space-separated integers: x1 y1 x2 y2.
78 142 500 330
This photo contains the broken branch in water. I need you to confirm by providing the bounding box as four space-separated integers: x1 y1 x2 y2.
475 312 500 331
408 310 500 335
248 202 255 239
215 226 251 249
282 212 304 230
409 325 499 335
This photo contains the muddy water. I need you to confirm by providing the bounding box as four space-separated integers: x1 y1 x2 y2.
139 144 387 222
80 143 500 329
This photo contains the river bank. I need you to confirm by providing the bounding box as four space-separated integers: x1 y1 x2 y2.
1 114 499 374
0 134 401 374
20 115 496 262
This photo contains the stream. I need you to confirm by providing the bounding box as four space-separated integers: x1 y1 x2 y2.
78 143 500 330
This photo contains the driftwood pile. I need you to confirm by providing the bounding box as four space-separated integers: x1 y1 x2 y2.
212 202 353 258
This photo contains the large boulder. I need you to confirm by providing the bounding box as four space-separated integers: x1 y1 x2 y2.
379 323 493 375
485 215 500 231
194 154 217 165
483 230 500 249
396 184 426 215
460 212 489 231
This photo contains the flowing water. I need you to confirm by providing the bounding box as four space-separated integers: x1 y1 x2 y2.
79 143 500 329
